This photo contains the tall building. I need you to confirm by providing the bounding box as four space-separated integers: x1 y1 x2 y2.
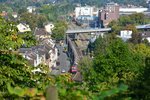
98 2 119 27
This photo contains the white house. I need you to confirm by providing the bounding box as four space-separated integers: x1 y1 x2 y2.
41 38 58 68
27 6 36 13
44 23 54 33
19 39 58 72
12 12 18 18
141 32 150 43
17 23 31 33
117 30 132 41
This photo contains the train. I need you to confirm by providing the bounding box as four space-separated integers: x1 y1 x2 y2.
70 64 78 74
67 36 79 74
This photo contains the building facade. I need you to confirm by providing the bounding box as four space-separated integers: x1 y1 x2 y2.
98 2 119 27
17 23 31 33
44 23 54 33
116 30 132 41
75 6 94 18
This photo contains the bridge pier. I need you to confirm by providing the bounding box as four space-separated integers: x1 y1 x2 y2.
66 36 75 64
74 33 79 40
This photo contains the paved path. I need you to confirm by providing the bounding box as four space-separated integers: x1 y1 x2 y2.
51 43 70 75
57 44 70 72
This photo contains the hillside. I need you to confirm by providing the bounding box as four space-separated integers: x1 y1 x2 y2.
0 0 147 7
71 0 148 7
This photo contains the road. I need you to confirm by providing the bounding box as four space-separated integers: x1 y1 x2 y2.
51 43 70 75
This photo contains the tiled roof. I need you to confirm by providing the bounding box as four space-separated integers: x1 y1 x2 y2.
34 28 49 35
19 48 32 53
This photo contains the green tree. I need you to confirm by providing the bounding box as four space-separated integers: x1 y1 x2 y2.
0 17 23 50
0 4 13 13
20 12 48 30
130 56 150 99
0 52 35 98
51 21 68 41
129 13 146 25
108 20 121 34
37 15 48 28
20 12 37 30
125 24 141 44
18 31 37 47
81 36 144 99
93 38 142 88
18 7 27 15
119 15 133 26
108 13 150 41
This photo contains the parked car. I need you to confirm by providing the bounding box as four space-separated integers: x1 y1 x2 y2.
61 69 66 73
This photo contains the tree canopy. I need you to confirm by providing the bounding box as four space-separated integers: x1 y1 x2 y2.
51 21 68 40
0 17 23 50
20 12 48 30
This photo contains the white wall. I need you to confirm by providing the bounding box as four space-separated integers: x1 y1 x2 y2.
147 37 150 42
119 8 148 13
17 23 31 33
48 48 57 68
120 30 132 38
75 6 94 18
45 23 54 33
27 6 36 13
118 30 132 41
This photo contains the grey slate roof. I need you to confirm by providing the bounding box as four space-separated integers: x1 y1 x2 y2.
34 28 49 35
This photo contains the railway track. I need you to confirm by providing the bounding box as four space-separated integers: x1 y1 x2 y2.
67 36 83 82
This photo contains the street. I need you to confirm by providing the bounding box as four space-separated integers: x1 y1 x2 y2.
51 43 70 75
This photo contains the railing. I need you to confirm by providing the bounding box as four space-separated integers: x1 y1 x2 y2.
66 28 112 34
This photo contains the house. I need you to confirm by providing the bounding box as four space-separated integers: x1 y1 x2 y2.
137 24 150 42
17 23 31 33
117 30 132 41
0 11 8 17
44 23 54 33
27 6 36 13
19 39 58 72
41 38 58 68
19 46 46 67
75 6 94 18
12 12 18 18
34 28 51 41
141 32 150 42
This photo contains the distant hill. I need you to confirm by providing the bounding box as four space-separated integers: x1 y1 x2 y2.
71 0 148 7
0 0 147 7
0 0 148 11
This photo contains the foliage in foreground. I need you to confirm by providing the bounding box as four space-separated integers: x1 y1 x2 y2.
7 73 129 100
84 35 150 99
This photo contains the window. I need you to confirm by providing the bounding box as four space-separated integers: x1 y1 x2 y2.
104 13 107 20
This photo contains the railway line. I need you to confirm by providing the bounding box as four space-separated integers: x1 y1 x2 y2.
67 35 86 82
